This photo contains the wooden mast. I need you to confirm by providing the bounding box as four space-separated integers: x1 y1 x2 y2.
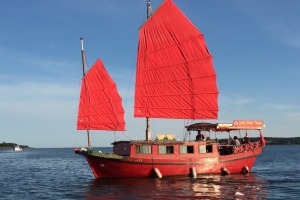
80 38 92 150
145 0 151 141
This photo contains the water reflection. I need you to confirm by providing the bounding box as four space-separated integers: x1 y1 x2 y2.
85 173 267 199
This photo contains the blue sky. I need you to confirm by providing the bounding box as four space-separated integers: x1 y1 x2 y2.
1 0 299 148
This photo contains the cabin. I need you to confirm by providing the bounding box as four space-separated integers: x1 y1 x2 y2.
112 134 218 158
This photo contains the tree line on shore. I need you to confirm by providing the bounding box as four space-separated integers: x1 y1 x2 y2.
0 142 29 148
218 137 300 145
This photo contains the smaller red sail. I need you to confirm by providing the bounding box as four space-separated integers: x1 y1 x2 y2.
77 59 125 131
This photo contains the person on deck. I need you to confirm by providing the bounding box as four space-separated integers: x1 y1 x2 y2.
244 136 250 144
241 138 245 144
220 140 231 155
232 136 241 146
196 130 204 141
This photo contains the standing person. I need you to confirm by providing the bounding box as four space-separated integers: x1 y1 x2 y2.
196 130 204 140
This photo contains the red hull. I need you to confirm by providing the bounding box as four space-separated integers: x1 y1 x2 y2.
75 144 263 178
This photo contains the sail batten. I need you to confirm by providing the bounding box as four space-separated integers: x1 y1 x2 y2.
134 0 218 120
77 58 125 131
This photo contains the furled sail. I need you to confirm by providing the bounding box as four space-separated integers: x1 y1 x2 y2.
77 58 125 131
134 0 219 120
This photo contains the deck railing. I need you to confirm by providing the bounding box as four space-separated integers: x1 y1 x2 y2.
218 141 262 155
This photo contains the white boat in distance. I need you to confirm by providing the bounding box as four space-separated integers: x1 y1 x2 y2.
14 145 22 151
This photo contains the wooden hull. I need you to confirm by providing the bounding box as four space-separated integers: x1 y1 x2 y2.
75 146 263 178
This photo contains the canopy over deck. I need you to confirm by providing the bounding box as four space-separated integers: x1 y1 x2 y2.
186 120 265 132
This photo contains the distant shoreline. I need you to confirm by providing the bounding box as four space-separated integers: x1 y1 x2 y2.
218 137 300 145
0 142 31 150
0 147 13 150
0 146 33 150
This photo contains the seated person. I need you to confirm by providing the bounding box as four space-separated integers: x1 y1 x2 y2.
244 136 250 144
220 140 231 155
196 131 204 141
241 138 244 144
232 136 241 146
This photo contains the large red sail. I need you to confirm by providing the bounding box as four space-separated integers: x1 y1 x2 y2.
77 59 125 131
134 0 219 119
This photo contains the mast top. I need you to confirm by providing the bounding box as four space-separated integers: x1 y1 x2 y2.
147 0 151 19
80 38 84 51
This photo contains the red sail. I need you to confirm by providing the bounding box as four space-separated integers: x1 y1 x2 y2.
134 0 219 120
77 59 125 131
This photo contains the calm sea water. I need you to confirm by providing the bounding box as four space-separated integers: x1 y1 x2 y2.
0 145 299 199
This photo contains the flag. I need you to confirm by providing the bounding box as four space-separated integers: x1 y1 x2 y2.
260 131 266 146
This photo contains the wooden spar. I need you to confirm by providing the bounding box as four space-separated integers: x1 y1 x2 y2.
80 38 92 150
145 0 151 141
147 0 151 18
80 38 86 76
146 118 151 141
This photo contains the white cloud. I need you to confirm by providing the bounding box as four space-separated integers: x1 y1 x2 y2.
0 79 78 119
219 93 254 106
285 112 300 119
275 105 296 110
262 102 300 111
